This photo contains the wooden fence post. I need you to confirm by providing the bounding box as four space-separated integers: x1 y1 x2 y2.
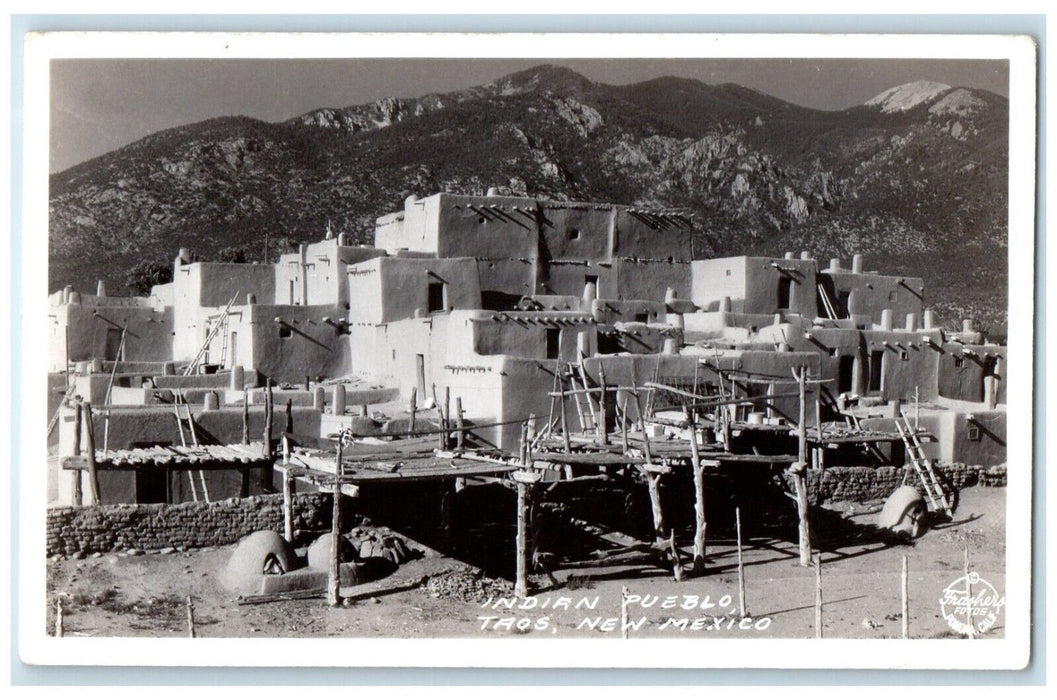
736 506 747 618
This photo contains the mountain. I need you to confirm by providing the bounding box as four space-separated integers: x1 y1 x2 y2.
48 65 1009 330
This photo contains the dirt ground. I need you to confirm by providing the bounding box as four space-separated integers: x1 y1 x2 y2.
45 485 1005 640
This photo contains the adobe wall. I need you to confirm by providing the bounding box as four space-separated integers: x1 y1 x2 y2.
51 302 174 371
822 270 925 326
613 259 691 301
784 463 1006 506
46 492 356 557
437 195 539 260
248 303 350 382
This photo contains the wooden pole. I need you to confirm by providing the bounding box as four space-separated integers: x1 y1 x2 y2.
408 387 417 438
55 596 64 637
964 544 974 639
515 478 531 598
328 442 343 607
736 506 747 618
793 366 812 566
619 395 629 454
72 400 83 506
633 389 664 543
242 389 250 445
688 411 707 573
285 399 293 434
455 397 465 449
597 363 608 444
282 469 294 543
444 386 451 450
815 555 823 639
263 379 273 459
82 402 101 505
186 595 196 638
901 554 909 639
557 361 571 453
669 530 685 581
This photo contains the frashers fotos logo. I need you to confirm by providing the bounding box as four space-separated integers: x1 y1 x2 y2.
940 572 1006 636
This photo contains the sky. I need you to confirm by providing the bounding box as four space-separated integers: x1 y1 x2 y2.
49 57 1008 173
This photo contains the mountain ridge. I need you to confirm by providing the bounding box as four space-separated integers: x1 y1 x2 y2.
48 66 1009 329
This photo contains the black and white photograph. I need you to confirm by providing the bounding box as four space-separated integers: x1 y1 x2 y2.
17 30 1037 670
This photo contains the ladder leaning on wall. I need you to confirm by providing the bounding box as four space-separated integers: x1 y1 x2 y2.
895 409 951 517
172 390 210 503
183 292 239 376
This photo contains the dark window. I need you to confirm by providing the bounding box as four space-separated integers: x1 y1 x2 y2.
546 328 561 359
954 356 964 368
428 282 445 313
777 275 793 310
568 228 581 240
838 355 855 393
634 312 649 323
900 350 909 361
104 328 124 361
585 274 599 289
278 324 292 339
967 423 981 441
869 350 884 392
135 469 169 504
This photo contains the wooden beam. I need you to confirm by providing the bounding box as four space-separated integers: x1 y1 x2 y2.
327 442 343 607
793 366 813 567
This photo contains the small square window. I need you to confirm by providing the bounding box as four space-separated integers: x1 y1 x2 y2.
278 324 292 339
830 348 839 358
900 350 909 361
725 269 731 277
889 291 899 301
568 228 581 240
967 423 981 441
954 356 964 368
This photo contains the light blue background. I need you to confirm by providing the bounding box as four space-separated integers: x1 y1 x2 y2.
9 13 1046 686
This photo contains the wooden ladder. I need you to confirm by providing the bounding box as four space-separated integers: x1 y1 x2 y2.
895 410 951 516
183 292 238 376
173 391 210 502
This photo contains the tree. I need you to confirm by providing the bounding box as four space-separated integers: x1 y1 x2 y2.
125 260 173 296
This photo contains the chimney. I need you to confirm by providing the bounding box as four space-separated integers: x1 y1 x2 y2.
923 309 936 329
852 254 864 274
96 280 107 297
880 308 893 331
800 250 811 260
719 296 731 312
962 319 976 334
783 251 795 260
905 313 918 332
828 258 841 272
486 186 499 197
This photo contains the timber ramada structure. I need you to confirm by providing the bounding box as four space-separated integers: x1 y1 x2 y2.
48 191 1007 591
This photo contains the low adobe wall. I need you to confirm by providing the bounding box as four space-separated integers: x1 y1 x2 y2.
785 463 1007 506
46 492 359 557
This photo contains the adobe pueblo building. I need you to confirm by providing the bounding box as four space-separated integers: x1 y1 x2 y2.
48 191 1006 586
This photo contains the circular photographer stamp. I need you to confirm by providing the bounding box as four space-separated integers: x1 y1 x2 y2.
940 572 1006 636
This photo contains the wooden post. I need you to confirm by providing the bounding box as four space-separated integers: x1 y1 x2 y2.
263 379 273 460
669 530 685 581
408 387 417 438
557 360 571 453
512 471 539 598
82 402 101 505
72 400 83 506
633 389 664 543
619 395 629 454
282 469 294 543
454 397 465 449
186 595 196 638
328 442 344 607
964 544 974 639
689 411 707 573
736 506 747 618
815 555 823 639
55 596 64 637
285 399 293 434
793 366 812 566
242 389 250 445
444 386 451 450
901 554 909 639
621 586 629 639
597 363 608 444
